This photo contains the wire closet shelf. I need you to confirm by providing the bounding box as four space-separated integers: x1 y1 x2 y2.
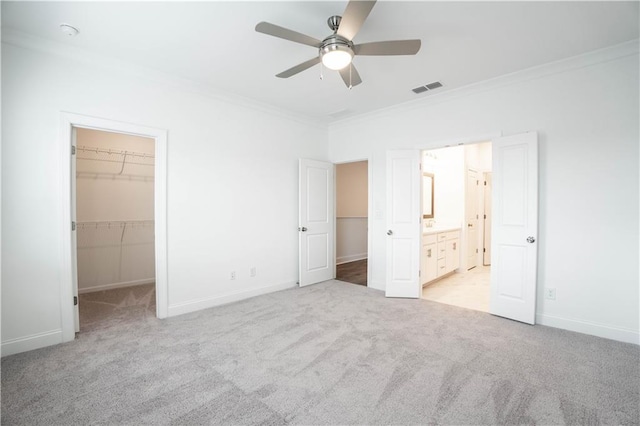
76 145 155 167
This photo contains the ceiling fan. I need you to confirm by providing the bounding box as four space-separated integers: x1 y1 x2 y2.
255 0 421 88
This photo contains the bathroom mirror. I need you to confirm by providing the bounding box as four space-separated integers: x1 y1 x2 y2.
422 172 434 219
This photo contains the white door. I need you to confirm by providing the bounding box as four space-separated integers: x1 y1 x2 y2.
385 150 421 298
71 128 80 332
466 169 479 270
483 172 492 265
489 132 538 324
299 159 335 286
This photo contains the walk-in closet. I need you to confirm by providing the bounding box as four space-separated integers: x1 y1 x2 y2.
75 128 156 331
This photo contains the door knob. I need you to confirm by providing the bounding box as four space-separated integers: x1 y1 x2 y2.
299 227 307 232
526 236 535 243
387 230 393 236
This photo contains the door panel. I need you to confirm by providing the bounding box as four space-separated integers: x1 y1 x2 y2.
299 159 335 286
385 150 421 298
483 172 492 265
466 169 479 270
490 132 538 324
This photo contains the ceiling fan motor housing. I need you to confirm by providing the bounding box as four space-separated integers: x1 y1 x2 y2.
319 34 354 70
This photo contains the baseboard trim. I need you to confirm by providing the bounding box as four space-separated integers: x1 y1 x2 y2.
168 281 298 317
536 313 639 345
78 278 155 294
336 254 367 265
2 329 63 357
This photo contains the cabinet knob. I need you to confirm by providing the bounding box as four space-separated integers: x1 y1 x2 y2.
527 236 535 243
387 230 393 236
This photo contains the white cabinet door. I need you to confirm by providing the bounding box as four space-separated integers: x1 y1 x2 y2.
385 150 421 298
299 159 335 287
490 132 538 324
424 243 438 282
447 238 460 271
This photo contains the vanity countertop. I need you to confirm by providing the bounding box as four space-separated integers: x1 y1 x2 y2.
422 226 461 235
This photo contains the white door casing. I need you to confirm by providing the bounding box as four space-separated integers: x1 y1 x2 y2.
299 159 335 287
466 168 479 270
489 132 538 324
385 150 421 298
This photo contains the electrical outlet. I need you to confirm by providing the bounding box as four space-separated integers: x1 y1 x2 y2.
545 288 556 300
230 271 236 280
250 267 256 277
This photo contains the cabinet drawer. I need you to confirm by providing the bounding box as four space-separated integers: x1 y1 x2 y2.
437 258 447 277
423 234 437 245
445 230 460 240
437 233 447 242
437 242 446 259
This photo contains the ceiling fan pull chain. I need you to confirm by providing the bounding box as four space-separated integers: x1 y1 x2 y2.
320 61 324 80
349 63 353 90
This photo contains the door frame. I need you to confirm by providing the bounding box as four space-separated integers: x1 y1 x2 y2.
59 112 168 343
333 157 372 288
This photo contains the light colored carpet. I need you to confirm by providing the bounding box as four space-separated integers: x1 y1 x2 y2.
2 280 638 425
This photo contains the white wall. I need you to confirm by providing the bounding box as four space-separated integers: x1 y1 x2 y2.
329 42 640 344
76 128 155 292
1 42 327 355
336 161 368 264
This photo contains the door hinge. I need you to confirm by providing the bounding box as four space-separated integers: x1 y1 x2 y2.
477 180 479 185
72 221 76 231
483 248 486 253
484 214 487 219
484 181 487 186
73 296 78 306
419 270 421 277
476 249 479 253
71 145 76 155
476 214 479 219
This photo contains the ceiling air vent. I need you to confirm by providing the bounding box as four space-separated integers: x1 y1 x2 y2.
412 81 443 94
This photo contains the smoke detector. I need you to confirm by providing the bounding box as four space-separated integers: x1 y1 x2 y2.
60 24 79 37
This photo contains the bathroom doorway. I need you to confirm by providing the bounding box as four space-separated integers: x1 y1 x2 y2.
421 142 492 312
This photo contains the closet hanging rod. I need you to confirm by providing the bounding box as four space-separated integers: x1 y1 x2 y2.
76 145 155 159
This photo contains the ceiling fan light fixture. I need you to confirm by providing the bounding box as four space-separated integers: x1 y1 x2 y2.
320 44 353 70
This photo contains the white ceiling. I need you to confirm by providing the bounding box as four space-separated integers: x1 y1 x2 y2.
3 1 639 120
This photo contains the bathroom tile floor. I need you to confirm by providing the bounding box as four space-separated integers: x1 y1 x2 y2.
422 265 491 312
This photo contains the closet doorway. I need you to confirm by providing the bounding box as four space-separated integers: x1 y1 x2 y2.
421 142 492 312
335 160 369 286
74 128 156 332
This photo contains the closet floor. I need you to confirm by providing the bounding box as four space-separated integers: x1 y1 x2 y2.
78 283 156 332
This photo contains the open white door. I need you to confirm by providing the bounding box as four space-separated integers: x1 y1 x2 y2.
489 132 538 324
299 159 335 287
71 128 80 332
385 150 421 298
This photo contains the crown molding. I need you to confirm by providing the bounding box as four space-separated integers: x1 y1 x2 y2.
330 38 640 129
2 28 328 130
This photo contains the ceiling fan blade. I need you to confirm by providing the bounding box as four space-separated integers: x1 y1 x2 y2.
276 57 321 78
354 40 421 56
338 64 363 88
337 0 376 41
255 22 322 48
